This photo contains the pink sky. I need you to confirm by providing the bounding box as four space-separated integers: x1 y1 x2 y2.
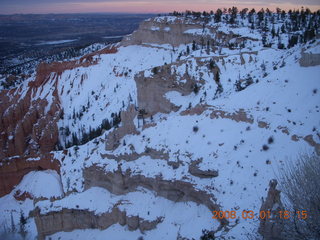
1 1 320 14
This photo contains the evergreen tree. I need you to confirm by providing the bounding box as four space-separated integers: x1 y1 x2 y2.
72 133 79 146
251 20 255 30
10 212 15 233
262 33 267 47
278 37 285 49
214 8 222 22
19 211 27 239
257 8 265 24
192 40 197 51
248 8 256 24
215 71 220 83
193 83 200 94
102 119 111 131
152 66 158 74
240 8 248 19
229 6 238 25
20 211 26 226
288 35 299 48
209 59 215 70
271 25 276 38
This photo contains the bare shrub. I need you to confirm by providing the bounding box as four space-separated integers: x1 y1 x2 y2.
279 153 320 240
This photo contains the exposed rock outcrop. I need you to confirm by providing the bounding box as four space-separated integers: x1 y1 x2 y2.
101 147 169 162
258 179 284 240
0 154 60 197
180 104 209 116
299 50 320 67
303 134 320 155
258 121 270 129
105 59 200 151
105 105 139 151
188 162 218 178
34 207 162 240
210 108 254 123
121 17 255 48
83 165 227 227
135 61 195 116
0 46 118 196
0 75 60 196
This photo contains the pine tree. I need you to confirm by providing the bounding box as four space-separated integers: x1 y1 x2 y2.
214 8 222 22
192 40 197 51
19 211 26 226
278 37 285 49
215 71 220 83
102 119 111 131
10 212 15 233
193 83 200 94
248 8 256 24
72 133 79 146
262 33 267 47
19 211 27 239
271 25 276 38
229 6 238 25
152 66 158 74
257 9 265 24
209 59 215 70
251 21 255 30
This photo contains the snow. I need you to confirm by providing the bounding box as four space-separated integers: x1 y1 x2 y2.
47 225 142 240
56 44 177 148
15 170 63 199
154 16 178 23
40 187 219 240
0 170 63 240
26 157 40 161
305 43 320 54
150 26 160 31
36 39 77 45
102 35 124 39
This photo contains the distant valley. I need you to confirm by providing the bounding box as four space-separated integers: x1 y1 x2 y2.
0 13 154 74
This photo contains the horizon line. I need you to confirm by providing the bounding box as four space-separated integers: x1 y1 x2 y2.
1 8 320 16
0 12 161 16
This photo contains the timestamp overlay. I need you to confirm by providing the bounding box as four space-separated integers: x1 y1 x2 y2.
212 210 308 220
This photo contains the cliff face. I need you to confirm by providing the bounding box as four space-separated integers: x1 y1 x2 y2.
0 64 61 196
0 47 118 197
0 154 60 197
121 17 255 48
34 207 162 240
299 51 320 67
83 166 224 220
258 180 284 240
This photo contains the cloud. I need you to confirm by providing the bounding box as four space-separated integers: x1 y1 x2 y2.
1 0 320 4
0 0 319 14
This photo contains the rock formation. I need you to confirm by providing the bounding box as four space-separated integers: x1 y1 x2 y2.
33 207 162 240
258 180 284 240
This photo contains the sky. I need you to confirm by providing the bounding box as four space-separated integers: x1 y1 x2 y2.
0 0 319 14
